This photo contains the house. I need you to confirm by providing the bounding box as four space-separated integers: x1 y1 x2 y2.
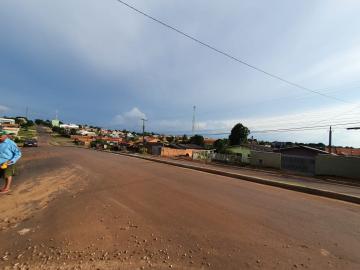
225 145 252 163
1 125 20 136
174 144 205 150
109 130 124 138
203 138 217 146
160 144 206 158
0 118 15 125
60 124 79 129
326 147 360 157
126 133 135 139
146 137 162 143
72 135 94 146
146 142 165 155
274 145 329 175
273 145 329 157
52 119 60 127
78 130 97 137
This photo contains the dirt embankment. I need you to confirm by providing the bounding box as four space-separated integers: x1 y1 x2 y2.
0 165 86 232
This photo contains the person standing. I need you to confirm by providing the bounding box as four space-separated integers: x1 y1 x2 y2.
0 131 22 194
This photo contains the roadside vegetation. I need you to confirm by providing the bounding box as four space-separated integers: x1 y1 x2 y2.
4 117 38 146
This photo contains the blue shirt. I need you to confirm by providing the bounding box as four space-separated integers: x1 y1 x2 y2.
0 138 22 165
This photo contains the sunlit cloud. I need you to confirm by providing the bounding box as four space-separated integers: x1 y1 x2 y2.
0 105 9 113
114 107 147 125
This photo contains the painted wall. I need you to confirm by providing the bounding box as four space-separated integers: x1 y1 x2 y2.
2 127 20 136
250 151 281 169
192 150 215 161
161 147 193 158
226 146 251 163
316 155 360 179
211 153 242 164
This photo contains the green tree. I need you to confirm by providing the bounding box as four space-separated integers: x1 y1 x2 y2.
166 136 175 143
229 123 250 146
190 134 204 146
213 139 228 153
181 134 188 143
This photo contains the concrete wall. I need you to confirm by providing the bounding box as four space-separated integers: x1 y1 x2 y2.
161 147 193 158
250 151 281 169
2 127 20 136
316 155 360 179
226 146 251 163
192 150 213 161
211 153 242 164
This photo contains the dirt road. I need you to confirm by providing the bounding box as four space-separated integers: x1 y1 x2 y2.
0 135 359 269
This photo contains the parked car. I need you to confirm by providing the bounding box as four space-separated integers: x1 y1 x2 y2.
23 139 38 147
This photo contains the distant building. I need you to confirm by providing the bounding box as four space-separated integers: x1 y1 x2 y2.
60 124 79 129
159 143 207 158
52 119 60 127
78 130 97 137
126 133 134 138
0 118 15 125
327 147 360 156
274 145 329 157
274 145 329 175
204 138 217 146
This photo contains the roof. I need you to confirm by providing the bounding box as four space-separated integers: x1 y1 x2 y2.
231 144 274 152
327 147 360 156
204 138 217 145
169 143 205 150
274 145 329 154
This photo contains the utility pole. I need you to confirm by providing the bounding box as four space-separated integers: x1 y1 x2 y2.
55 110 59 120
141 118 148 145
328 126 332 154
192 105 196 135
26 107 29 119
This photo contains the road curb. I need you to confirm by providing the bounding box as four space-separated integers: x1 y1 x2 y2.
109 151 360 205
60 146 360 205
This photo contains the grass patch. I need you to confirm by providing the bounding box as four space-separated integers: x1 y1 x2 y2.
50 133 73 146
18 125 37 139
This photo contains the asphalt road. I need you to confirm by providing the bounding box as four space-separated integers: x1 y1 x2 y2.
0 133 359 269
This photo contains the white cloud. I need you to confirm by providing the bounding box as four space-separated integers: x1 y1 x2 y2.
149 101 360 147
297 46 360 85
114 107 146 125
199 101 360 133
0 105 9 113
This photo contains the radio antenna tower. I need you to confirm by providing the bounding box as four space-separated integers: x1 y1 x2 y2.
192 105 196 135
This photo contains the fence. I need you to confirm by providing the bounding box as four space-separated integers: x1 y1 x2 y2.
281 155 315 175
211 153 243 164
316 155 360 179
250 151 281 169
192 150 215 161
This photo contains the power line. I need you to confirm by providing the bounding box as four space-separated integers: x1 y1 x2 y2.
115 0 348 104
310 103 360 126
192 120 360 136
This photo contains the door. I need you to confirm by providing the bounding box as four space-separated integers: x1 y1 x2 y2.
281 154 316 175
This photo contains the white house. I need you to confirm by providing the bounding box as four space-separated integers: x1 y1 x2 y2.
126 133 135 138
0 118 15 125
60 124 79 129
78 130 97 136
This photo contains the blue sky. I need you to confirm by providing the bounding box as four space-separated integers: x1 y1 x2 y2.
1 0 360 147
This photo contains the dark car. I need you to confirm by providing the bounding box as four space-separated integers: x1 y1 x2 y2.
23 139 38 147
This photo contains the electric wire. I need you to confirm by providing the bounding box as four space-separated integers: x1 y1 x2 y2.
115 0 348 104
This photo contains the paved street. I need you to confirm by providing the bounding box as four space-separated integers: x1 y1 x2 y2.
0 133 359 269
